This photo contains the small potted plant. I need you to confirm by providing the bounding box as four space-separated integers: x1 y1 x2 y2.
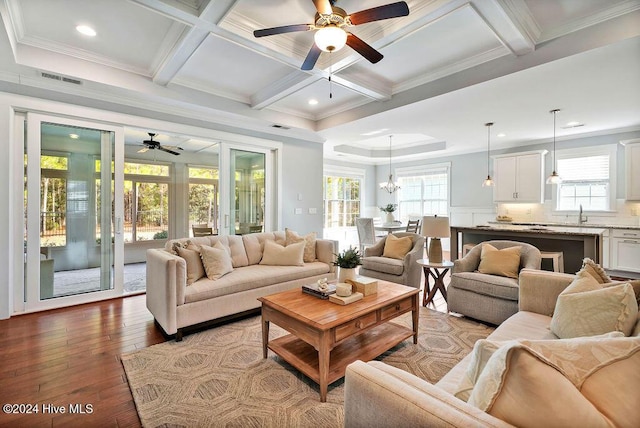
333 246 362 283
379 203 398 224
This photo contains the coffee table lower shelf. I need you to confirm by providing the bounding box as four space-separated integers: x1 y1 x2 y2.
268 322 414 388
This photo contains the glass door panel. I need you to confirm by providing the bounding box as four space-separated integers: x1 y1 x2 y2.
229 149 265 235
24 114 124 310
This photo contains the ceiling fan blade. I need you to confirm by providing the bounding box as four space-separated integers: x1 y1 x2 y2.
159 146 180 156
301 44 322 70
137 147 149 153
346 33 383 64
253 24 311 38
313 0 332 15
349 1 409 25
163 144 183 151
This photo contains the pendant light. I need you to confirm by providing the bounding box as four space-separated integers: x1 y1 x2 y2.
482 122 494 187
379 135 400 193
546 109 562 184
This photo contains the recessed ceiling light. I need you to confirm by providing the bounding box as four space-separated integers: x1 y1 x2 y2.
69 133 79 139
497 133 506 138
76 25 96 37
566 121 581 127
308 99 318 105
361 128 388 136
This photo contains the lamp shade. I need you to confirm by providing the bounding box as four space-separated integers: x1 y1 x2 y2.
314 26 347 52
421 216 450 238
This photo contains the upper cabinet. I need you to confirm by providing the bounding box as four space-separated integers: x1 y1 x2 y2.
625 141 640 200
493 151 546 203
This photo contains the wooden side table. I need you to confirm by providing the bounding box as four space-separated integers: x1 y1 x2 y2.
416 259 454 306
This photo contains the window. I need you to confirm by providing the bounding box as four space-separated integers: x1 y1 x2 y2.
118 161 171 242
40 154 68 247
189 166 219 235
396 164 450 220
323 175 362 228
554 146 616 211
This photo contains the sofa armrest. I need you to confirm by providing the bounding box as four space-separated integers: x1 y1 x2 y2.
518 268 576 316
452 251 480 274
315 239 338 273
145 248 186 335
345 361 513 428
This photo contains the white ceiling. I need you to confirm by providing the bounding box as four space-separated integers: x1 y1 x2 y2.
0 0 639 164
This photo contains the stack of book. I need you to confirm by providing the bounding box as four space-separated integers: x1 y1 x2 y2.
302 283 336 299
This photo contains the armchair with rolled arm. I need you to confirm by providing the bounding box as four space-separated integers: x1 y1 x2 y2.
358 232 425 288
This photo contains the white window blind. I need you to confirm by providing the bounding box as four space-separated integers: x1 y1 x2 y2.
557 155 609 181
556 152 612 211
396 166 449 219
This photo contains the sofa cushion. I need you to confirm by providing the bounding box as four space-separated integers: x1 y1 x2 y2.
478 244 521 279
285 228 317 262
361 256 404 275
260 240 305 266
176 245 205 285
550 270 638 338
242 232 286 265
200 243 234 280
448 272 519 301
184 262 331 303
467 336 640 428
382 234 413 260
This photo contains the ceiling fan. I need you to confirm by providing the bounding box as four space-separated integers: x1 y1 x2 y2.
137 133 182 156
253 0 409 70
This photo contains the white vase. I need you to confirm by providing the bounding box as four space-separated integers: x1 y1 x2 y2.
385 212 395 224
338 267 357 283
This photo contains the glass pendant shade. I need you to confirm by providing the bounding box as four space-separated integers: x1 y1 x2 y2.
314 26 347 52
483 122 495 187
547 109 562 185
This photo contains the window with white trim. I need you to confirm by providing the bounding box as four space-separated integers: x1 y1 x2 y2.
554 146 616 211
396 164 450 220
323 166 364 228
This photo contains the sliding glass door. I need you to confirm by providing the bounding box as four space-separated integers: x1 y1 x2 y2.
24 114 124 311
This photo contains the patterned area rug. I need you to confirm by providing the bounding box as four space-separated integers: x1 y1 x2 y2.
121 308 493 428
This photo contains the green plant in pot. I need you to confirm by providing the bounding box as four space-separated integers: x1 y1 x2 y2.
379 203 398 224
334 246 362 283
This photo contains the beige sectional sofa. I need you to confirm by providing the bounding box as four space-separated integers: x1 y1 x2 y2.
344 268 640 427
146 231 336 340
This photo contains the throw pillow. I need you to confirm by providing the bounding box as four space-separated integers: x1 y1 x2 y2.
477 244 521 279
199 242 233 280
467 336 640 428
285 228 317 262
259 240 305 266
581 257 611 284
382 234 413 260
454 339 502 401
550 270 638 338
176 246 205 285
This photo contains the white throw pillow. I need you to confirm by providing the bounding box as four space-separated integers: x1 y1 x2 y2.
550 270 638 338
199 242 233 280
176 245 205 285
259 239 305 266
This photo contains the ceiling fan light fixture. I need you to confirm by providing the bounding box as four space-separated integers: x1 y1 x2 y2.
314 25 347 52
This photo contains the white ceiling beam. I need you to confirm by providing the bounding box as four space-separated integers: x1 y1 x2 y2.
131 0 240 85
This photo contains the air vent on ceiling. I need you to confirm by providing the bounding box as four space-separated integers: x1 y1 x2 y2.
40 71 83 85
271 124 290 130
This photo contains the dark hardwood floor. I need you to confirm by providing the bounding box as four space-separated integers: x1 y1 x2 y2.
0 261 450 427
0 295 166 427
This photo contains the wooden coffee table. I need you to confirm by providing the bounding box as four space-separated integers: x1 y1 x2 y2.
258 281 419 402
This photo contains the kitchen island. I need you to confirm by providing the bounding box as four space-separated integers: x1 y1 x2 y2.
450 224 607 274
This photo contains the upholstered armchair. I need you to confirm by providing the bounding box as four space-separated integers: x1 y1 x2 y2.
359 232 425 288
447 240 541 325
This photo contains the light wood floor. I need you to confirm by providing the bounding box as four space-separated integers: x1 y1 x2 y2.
0 267 450 427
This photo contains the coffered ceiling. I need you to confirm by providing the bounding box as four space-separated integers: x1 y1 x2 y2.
0 0 639 164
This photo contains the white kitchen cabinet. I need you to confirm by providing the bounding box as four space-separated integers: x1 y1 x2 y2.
625 142 640 200
610 229 640 273
493 151 545 203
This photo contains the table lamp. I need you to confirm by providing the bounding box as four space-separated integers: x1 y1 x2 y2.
421 215 450 263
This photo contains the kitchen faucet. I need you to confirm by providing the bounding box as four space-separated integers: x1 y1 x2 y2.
578 204 588 225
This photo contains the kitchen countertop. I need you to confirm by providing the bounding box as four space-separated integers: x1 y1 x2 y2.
454 224 607 236
488 221 640 231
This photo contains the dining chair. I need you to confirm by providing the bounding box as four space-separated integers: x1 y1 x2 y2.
405 218 421 233
355 217 378 254
192 225 214 237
